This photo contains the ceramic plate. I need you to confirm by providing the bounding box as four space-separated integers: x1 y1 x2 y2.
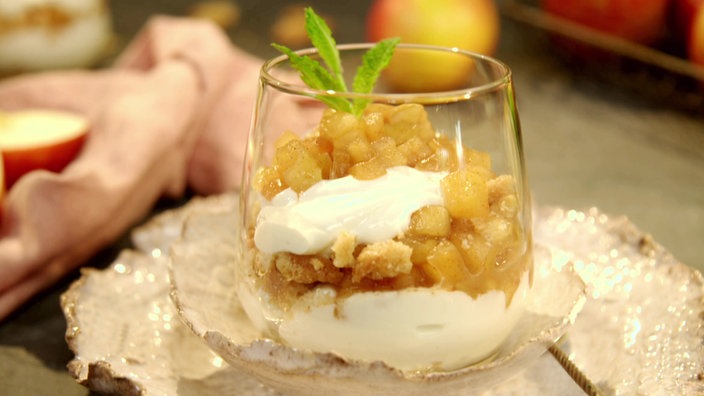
62 193 704 395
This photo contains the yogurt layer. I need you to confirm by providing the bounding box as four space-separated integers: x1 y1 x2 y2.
278 271 531 371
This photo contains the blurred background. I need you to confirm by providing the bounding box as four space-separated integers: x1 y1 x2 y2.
0 0 703 394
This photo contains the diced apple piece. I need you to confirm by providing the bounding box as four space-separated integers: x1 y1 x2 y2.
383 103 434 143
371 136 406 167
462 146 491 170
347 137 373 163
276 139 322 192
274 130 300 148
348 156 387 180
449 233 485 274
274 139 305 169
455 233 499 274
0 109 89 189
440 169 489 219
398 136 433 166
281 154 322 193
361 110 385 141
254 166 285 199
405 237 439 265
319 109 358 140
330 149 352 178
423 240 471 286
303 137 333 179
409 205 451 237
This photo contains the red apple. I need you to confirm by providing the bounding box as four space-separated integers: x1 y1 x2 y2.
672 0 704 50
689 1 704 65
541 0 670 45
0 109 88 188
366 0 500 92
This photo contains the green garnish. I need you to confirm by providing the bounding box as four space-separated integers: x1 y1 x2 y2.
272 7 399 117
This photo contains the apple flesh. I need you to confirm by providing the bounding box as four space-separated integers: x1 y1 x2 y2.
366 0 500 92
0 109 88 188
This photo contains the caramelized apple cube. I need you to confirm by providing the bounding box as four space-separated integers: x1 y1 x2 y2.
303 138 333 179
330 149 352 178
274 130 299 148
462 147 491 170
274 139 306 169
410 205 451 237
383 103 435 143
319 109 358 140
349 156 387 180
398 136 433 166
371 136 406 167
441 169 490 219
404 237 439 265
361 110 384 141
347 137 373 163
452 233 498 274
253 167 284 199
423 241 471 286
281 153 322 192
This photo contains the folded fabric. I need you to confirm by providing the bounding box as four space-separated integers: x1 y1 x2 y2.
0 16 313 320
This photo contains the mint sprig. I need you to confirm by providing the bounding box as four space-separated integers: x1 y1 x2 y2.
272 7 399 117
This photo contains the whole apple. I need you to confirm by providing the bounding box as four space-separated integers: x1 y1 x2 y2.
0 109 88 188
366 0 500 92
541 0 669 45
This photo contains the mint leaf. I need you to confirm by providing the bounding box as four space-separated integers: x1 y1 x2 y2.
272 8 398 117
351 38 400 115
272 44 353 113
304 7 346 91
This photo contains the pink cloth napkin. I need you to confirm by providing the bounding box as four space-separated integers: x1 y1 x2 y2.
0 16 311 320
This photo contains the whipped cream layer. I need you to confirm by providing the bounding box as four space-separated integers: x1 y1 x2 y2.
254 166 447 255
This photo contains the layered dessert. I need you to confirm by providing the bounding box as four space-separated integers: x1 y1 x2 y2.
240 103 532 372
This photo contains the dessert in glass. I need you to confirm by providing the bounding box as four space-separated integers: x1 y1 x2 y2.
238 40 532 373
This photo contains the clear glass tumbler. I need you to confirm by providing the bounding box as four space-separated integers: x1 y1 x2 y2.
238 43 532 372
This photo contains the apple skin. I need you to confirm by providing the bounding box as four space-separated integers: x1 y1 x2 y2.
540 0 670 45
689 1 704 65
0 110 88 189
366 0 500 92
672 0 704 50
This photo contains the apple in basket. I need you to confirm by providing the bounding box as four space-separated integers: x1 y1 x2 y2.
366 0 500 92
0 109 88 189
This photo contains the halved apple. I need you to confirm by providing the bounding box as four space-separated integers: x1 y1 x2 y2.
0 109 89 188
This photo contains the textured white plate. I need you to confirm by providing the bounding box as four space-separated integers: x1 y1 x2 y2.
168 205 584 395
62 194 704 395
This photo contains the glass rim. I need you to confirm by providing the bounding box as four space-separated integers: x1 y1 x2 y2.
260 43 513 102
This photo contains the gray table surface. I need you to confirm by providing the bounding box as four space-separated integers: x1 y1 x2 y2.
1 1 702 394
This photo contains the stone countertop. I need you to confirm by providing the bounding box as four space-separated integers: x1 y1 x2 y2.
1 0 702 394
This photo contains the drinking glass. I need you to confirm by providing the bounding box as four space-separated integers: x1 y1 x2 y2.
238 43 532 373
